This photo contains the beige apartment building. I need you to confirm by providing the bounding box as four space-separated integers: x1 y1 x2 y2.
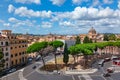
0 30 28 68
0 35 10 68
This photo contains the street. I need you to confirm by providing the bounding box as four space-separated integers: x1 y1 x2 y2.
1 55 120 80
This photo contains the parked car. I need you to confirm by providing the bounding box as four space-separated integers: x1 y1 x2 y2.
107 67 114 73
111 56 119 60
35 55 41 61
32 65 37 69
104 58 111 62
103 73 111 77
8 68 16 73
98 59 104 65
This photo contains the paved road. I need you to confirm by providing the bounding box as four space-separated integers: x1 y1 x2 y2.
1 56 120 80
1 55 55 80
1 71 20 80
26 72 73 80
23 55 55 77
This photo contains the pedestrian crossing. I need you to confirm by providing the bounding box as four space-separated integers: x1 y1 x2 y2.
81 75 93 80
73 74 105 80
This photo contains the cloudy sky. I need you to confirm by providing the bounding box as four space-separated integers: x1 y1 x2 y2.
0 0 120 34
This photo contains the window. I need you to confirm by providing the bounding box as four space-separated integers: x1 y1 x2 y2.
11 36 13 39
5 42 9 46
11 47 13 50
6 58 9 61
6 63 8 67
1 42 3 45
6 48 8 51
11 61 14 65
25 45 27 47
19 52 21 55
15 47 17 48
1 48 4 51
19 46 21 48
22 45 24 47
5 53 9 56
11 54 13 57
19 59 21 63
22 52 24 55
16 60 17 64
15 53 18 57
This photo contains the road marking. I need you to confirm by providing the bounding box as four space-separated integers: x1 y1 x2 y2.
19 71 27 80
101 74 107 80
82 74 92 80
72 75 75 80
89 75 102 77
24 70 36 78
19 68 24 72
78 76 81 80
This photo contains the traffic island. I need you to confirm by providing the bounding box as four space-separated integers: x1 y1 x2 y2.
39 55 99 75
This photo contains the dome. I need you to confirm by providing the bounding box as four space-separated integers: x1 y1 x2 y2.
88 27 96 34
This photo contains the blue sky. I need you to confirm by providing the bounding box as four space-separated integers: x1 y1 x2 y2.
0 0 120 34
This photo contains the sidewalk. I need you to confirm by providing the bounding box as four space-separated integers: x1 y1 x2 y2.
65 68 98 74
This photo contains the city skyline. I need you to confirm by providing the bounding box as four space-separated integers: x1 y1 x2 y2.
0 0 120 34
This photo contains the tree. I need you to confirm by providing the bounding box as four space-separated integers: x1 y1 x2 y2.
63 44 69 70
83 36 92 43
108 34 117 41
69 41 120 69
75 36 81 44
103 34 109 41
89 39 93 43
50 40 64 72
27 41 48 70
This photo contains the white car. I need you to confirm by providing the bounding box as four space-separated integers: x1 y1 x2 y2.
98 59 104 65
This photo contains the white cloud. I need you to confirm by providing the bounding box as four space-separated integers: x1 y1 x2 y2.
118 1 120 9
92 0 100 7
7 4 120 33
59 21 74 27
8 17 36 27
72 0 88 5
103 0 113 4
0 20 4 23
3 23 10 27
8 5 52 18
41 22 52 28
14 0 41 4
50 0 65 6
54 6 119 20
8 17 19 23
8 4 15 13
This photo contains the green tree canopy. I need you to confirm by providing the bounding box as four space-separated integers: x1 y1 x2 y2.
103 34 109 41
108 34 117 41
83 36 92 43
27 41 48 53
50 40 64 49
75 36 81 44
69 41 120 56
27 41 48 70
